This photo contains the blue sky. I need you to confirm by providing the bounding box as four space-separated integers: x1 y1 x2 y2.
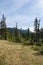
0 0 43 31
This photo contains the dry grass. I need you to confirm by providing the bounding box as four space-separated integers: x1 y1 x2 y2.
0 40 43 65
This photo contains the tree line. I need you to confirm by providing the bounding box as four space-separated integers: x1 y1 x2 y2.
0 14 43 45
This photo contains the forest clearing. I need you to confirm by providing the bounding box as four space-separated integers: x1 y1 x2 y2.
0 40 43 65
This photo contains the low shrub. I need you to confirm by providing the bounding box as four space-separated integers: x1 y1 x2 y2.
32 45 39 51
39 46 43 55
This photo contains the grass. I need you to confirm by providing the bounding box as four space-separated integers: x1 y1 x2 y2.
0 40 43 65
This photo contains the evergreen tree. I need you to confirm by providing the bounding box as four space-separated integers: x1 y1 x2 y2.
0 14 7 40
14 22 20 42
40 28 43 42
26 28 30 40
34 18 40 43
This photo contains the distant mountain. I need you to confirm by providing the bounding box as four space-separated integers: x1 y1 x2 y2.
7 28 27 34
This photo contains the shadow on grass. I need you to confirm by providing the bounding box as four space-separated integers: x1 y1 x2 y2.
34 51 43 56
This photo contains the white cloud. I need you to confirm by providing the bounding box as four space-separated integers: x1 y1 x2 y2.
13 0 30 9
37 0 43 8
6 14 34 29
7 15 31 24
0 0 43 32
29 27 34 32
32 0 43 9
0 0 30 16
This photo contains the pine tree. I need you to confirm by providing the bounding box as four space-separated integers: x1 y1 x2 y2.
0 14 7 40
40 28 43 42
14 22 20 42
34 18 40 43
26 28 30 40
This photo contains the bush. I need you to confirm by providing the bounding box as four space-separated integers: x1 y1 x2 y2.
34 42 42 46
39 46 43 55
32 45 39 51
23 40 34 46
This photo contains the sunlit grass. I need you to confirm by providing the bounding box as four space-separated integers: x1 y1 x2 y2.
0 40 43 65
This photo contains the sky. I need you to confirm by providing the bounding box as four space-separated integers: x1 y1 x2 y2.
0 0 43 31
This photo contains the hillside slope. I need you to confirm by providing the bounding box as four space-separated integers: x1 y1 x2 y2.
0 40 43 65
